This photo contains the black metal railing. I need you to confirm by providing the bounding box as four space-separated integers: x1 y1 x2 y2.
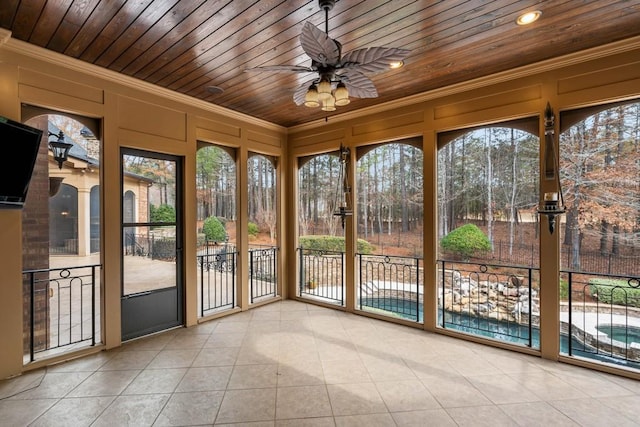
358 254 423 322
197 249 237 316
23 264 101 363
124 233 176 260
250 245 278 303
298 248 345 305
438 260 538 348
562 269 640 369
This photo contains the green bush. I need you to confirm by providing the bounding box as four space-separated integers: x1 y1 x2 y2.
589 278 640 308
299 235 373 254
440 224 491 260
150 204 176 223
248 222 259 237
202 216 226 242
560 277 569 300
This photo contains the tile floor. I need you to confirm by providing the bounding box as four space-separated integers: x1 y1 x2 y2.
1 300 640 426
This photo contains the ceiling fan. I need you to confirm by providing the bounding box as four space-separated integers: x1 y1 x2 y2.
245 0 410 112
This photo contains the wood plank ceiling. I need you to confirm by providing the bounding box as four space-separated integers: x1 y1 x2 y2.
1 1 640 128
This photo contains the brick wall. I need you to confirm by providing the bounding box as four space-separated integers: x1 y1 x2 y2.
21 115 50 354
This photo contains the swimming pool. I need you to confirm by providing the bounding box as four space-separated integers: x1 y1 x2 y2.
359 297 640 371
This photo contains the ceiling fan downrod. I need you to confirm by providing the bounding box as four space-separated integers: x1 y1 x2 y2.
318 0 336 34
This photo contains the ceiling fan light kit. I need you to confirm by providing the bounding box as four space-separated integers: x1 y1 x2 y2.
246 0 409 113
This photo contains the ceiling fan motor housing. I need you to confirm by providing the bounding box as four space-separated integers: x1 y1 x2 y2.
318 0 336 12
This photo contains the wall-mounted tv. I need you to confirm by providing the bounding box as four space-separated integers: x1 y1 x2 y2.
0 116 43 209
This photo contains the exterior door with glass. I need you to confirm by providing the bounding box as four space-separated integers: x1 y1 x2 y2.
121 148 183 341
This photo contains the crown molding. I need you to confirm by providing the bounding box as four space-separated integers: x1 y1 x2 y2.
289 35 640 134
0 28 10 46
1 35 286 133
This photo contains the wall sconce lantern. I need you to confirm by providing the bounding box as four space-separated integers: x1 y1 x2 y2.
333 145 352 228
537 103 566 234
48 130 72 169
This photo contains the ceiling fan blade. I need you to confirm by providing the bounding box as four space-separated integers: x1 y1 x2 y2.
293 80 316 106
245 65 314 73
300 21 341 66
338 70 378 98
340 47 410 73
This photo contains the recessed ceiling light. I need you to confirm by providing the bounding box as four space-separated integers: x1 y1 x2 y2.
389 61 404 69
516 10 542 26
206 85 224 95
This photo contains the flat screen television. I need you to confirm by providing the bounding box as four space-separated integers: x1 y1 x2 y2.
0 116 43 209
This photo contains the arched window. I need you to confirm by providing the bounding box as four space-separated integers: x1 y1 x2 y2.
49 183 79 254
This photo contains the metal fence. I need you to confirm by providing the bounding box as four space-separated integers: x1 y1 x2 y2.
358 254 423 322
250 245 278 303
438 260 538 348
562 270 640 369
298 248 345 305
197 247 237 316
23 264 101 363
482 240 638 275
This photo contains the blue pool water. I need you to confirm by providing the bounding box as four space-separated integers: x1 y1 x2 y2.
360 297 640 370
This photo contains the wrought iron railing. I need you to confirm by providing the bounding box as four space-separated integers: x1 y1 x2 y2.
23 264 101 363
197 249 237 316
562 269 640 369
438 260 538 348
250 245 278 303
358 254 423 322
298 248 345 305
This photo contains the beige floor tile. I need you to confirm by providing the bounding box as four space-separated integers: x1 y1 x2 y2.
326 382 387 416
204 331 245 348
374 379 440 412
154 390 224 426
67 369 140 397
334 413 396 427
175 366 232 392
446 404 518 426
228 364 279 389
6 371 91 399
276 417 334 427
277 359 325 387
465 373 541 405
216 388 277 423
122 367 186 394
599 394 640 421
322 359 371 384
98 350 158 370
550 397 639 427
276 385 332 419
391 408 458 426
499 401 579 426
508 371 589 401
91 393 170 426
0 398 57 427
30 396 115 427
192 346 240 367
420 374 492 408
163 332 209 349
146 349 199 369
360 354 416 382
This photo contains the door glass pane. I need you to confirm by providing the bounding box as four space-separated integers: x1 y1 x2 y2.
122 154 177 296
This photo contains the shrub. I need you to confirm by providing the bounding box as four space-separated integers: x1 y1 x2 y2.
248 222 259 237
440 224 491 260
299 235 373 254
589 278 640 308
150 204 176 223
202 216 226 242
